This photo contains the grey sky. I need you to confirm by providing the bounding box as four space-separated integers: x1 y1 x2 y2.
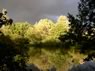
0 0 79 23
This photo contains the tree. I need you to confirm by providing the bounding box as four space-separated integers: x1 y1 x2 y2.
46 16 70 42
0 32 27 71
25 19 55 44
0 9 13 27
0 22 30 71
59 0 95 51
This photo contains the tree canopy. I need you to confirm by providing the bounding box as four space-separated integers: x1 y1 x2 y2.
59 0 95 52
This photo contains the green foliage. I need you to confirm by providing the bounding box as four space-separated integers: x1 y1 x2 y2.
1 22 30 40
47 16 70 41
0 16 70 48
0 15 70 70
19 16 69 45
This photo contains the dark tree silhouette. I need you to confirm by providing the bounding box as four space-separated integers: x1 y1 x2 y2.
59 0 95 52
0 32 28 71
0 9 13 27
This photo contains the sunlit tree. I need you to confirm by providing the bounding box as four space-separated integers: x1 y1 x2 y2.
1 22 30 40
28 19 55 44
45 16 70 42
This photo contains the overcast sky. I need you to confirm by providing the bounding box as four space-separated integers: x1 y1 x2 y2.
0 0 79 23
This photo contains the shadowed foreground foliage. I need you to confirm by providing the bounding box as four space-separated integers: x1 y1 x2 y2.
0 32 29 71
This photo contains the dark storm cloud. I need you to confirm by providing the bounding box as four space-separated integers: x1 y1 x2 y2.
0 0 79 23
